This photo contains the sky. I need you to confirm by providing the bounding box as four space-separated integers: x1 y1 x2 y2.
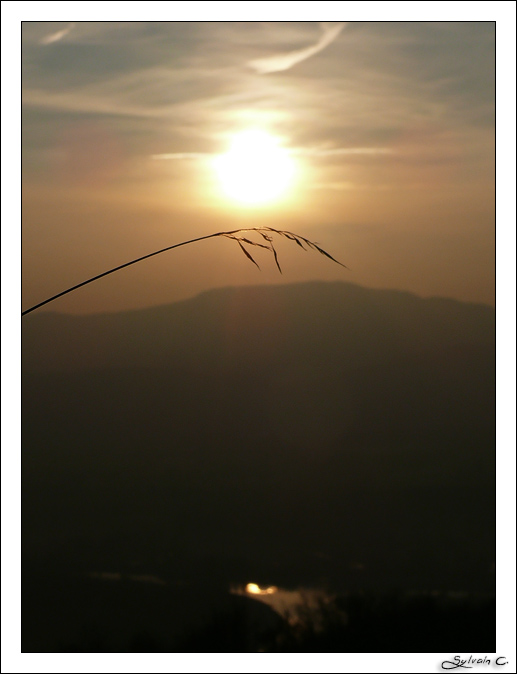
20 19 497 314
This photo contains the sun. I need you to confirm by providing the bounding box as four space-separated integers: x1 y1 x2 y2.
213 129 296 206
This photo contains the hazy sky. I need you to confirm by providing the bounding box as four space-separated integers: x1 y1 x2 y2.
21 20 496 313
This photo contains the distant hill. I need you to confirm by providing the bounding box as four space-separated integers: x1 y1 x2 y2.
23 281 494 374
22 282 495 649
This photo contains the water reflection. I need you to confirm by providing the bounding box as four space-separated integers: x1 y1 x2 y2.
232 582 338 628
245 583 278 595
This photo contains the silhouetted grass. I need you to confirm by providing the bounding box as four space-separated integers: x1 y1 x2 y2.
22 227 347 316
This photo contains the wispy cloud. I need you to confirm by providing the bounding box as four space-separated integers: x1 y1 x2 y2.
152 152 209 160
22 22 493 196
311 182 356 191
249 22 346 74
292 146 394 157
310 182 393 191
40 23 75 46
151 146 393 162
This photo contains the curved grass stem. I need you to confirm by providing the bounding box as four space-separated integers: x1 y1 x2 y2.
21 227 347 316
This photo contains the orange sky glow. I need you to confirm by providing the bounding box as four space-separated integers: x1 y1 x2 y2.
21 20 495 314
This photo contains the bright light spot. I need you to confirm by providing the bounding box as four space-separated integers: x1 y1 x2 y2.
245 582 278 595
213 129 296 206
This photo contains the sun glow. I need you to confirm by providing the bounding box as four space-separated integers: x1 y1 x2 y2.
213 129 296 206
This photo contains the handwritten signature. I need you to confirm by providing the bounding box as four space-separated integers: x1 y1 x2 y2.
442 656 507 669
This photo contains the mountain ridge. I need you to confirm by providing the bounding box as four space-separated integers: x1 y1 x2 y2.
22 280 494 374
22 279 495 604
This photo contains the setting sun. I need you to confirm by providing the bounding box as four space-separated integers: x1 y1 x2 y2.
213 129 296 206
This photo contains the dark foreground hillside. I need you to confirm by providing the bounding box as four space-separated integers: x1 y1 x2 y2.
22 282 495 651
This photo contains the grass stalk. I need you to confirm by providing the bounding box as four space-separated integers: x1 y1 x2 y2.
21 227 347 316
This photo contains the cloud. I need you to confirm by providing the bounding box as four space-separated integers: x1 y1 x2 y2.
151 146 393 162
152 152 209 160
311 182 356 191
292 146 394 157
40 23 75 46
310 182 392 191
248 22 346 74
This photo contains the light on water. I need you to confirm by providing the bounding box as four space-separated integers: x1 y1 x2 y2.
245 582 278 595
233 582 337 628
